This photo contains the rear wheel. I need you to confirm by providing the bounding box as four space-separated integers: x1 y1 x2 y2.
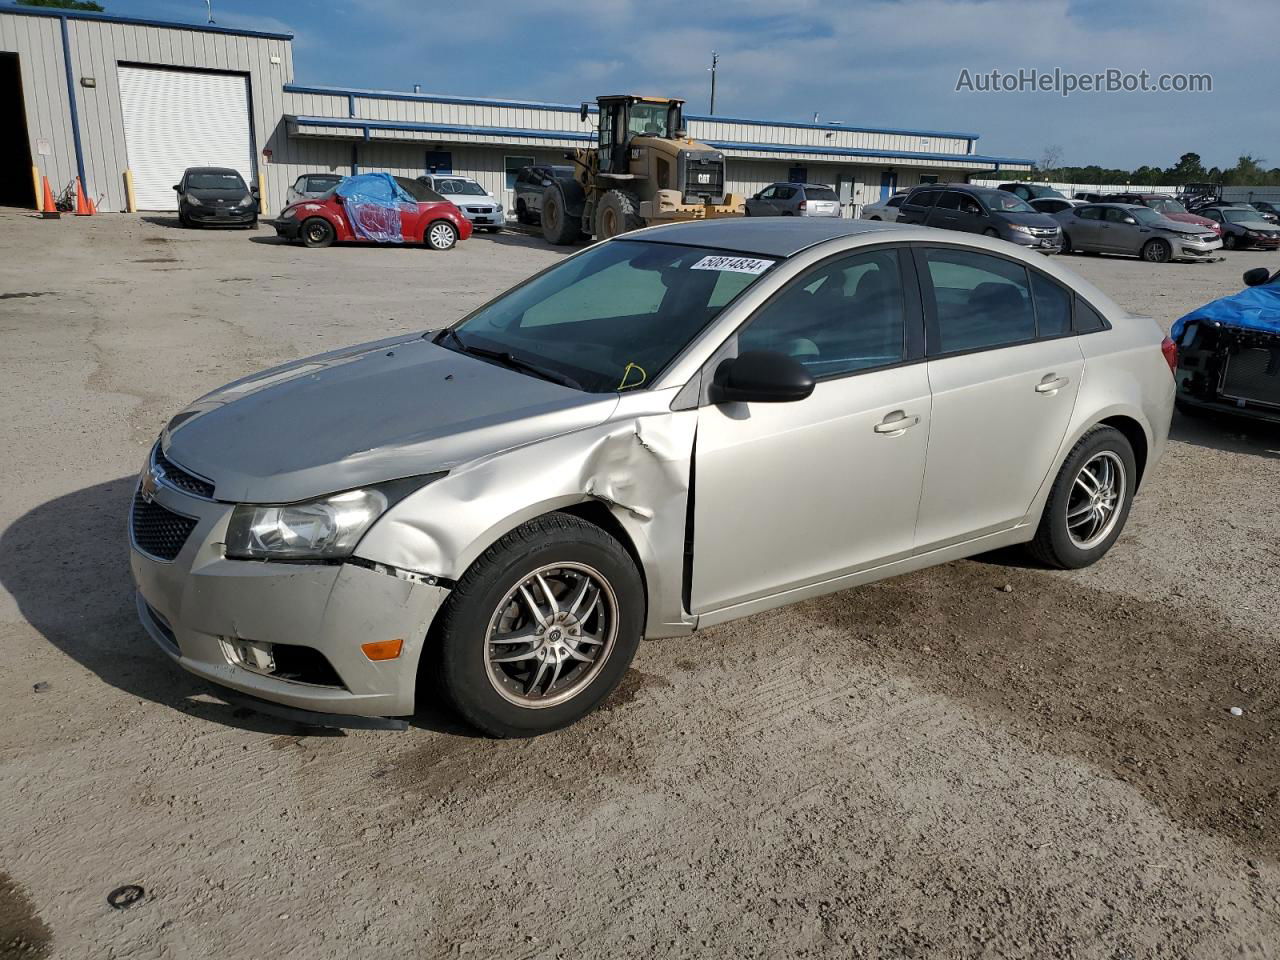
595 189 643 239
1142 238 1172 263
1223 233 1239 250
541 186 582 245
425 219 458 250
301 217 335 248
433 513 645 737
1026 426 1137 569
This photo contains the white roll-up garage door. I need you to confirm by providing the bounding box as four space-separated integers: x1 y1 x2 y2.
118 66 253 210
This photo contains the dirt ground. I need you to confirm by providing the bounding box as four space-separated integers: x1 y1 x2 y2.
1 210 1277 959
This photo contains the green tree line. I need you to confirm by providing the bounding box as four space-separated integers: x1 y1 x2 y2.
1039 152 1280 187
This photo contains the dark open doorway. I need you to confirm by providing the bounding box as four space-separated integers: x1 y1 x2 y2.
0 53 36 208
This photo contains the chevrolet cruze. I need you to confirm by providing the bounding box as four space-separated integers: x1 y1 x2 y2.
130 219 1174 737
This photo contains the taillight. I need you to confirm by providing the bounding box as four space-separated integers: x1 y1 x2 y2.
1160 336 1178 374
798 200 807 211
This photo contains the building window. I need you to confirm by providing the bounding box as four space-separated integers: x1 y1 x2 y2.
425 151 452 174
788 166 808 184
919 174 939 184
505 155 535 190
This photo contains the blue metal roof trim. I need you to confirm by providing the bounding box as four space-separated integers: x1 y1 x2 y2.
283 83 981 142
290 115 1029 165
0 3 293 39
291 115 594 143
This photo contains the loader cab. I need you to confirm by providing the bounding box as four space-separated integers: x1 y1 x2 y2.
584 95 686 174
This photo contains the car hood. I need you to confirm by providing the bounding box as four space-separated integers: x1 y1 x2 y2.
442 193 496 204
999 211 1061 227
1230 219 1278 231
1165 211 1217 228
163 334 618 503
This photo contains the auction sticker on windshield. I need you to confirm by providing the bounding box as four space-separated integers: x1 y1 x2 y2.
690 255 775 275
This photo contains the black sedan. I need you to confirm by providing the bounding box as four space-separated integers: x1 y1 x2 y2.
173 167 259 228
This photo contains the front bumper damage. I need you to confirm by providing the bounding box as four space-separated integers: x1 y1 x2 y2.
129 475 450 719
1175 322 1280 421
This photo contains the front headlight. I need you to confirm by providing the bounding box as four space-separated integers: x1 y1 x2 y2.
187 195 204 207
1009 224 1033 235
240 193 254 206
496 203 504 213
225 475 443 560
280 206 297 219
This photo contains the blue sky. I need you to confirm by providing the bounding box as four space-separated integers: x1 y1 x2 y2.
87 0 1277 170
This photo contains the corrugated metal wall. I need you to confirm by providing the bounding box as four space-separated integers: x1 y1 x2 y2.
1 10 292 213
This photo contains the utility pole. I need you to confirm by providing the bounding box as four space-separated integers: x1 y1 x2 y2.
709 51 719 115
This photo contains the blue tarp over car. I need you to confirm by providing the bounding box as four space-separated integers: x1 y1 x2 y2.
1172 277 1280 341
334 173 417 243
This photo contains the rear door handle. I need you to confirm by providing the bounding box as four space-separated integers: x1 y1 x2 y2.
1035 375 1070 394
874 411 920 435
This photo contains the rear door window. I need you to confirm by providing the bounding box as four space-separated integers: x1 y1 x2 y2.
920 248 1037 354
806 187 838 201
1030 273 1072 337
936 191 963 210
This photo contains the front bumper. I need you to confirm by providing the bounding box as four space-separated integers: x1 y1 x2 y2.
460 209 506 228
184 203 257 225
128 476 449 717
1006 231 1062 254
273 216 302 240
1175 237 1223 259
1241 235 1280 249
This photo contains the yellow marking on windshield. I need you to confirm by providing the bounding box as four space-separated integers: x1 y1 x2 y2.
618 362 647 391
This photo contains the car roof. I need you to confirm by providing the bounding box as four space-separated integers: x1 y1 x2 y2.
636 218 908 257
185 166 240 175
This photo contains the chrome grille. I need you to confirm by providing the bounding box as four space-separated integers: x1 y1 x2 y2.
131 492 197 561
155 448 215 499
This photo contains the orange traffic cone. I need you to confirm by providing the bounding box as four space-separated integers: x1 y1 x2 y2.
74 177 92 216
40 176 59 218
87 194 98 214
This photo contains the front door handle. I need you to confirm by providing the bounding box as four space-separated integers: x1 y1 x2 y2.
1035 375 1070 394
874 411 920 435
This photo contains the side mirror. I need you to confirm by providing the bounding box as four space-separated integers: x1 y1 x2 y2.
1123 216 1137 225
709 351 815 405
541 179 552 187
172 184 181 191
1243 267 1272 287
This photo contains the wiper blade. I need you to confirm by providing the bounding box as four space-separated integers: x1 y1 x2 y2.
435 328 583 390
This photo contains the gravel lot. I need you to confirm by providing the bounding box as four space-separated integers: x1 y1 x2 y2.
1 210 1278 959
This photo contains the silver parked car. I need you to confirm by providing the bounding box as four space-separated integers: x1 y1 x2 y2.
418 174 505 232
860 192 907 222
285 172 343 206
745 182 841 217
1056 203 1222 262
130 219 1173 737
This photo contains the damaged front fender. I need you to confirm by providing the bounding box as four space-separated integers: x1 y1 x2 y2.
353 388 698 637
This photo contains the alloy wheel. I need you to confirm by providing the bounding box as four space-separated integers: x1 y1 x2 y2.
428 222 456 249
1065 451 1127 549
484 563 619 708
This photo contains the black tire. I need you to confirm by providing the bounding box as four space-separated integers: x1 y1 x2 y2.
243 217 258 230
541 186 582 244
179 211 195 228
1060 231 1073 254
1142 238 1171 263
595 189 643 239
515 200 533 225
1223 233 1238 251
425 219 458 250
432 513 645 737
1026 425 1137 570
869 216 882 221
301 217 335 248
983 227 1000 238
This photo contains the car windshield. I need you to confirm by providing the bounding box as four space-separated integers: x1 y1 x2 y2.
984 192 1034 212
1146 197 1187 214
1223 208 1262 223
806 186 838 200
435 178 487 196
1130 207 1163 224
187 172 245 190
445 240 777 393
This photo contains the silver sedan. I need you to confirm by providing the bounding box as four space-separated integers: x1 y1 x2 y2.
130 220 1174 736
1056 202 1222 262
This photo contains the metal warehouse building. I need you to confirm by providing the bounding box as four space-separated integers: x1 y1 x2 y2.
0 4 1032 218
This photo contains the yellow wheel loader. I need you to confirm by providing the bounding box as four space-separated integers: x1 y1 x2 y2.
541 95 745 244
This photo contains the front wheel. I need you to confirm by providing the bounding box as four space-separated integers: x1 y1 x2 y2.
425 219 458 250
1142 238 1171 263
432 513 645 737
1223 233 1238 251
1026 425 1137 569
301 217 335 248
983 227 1000 238
1060 231 1073 254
